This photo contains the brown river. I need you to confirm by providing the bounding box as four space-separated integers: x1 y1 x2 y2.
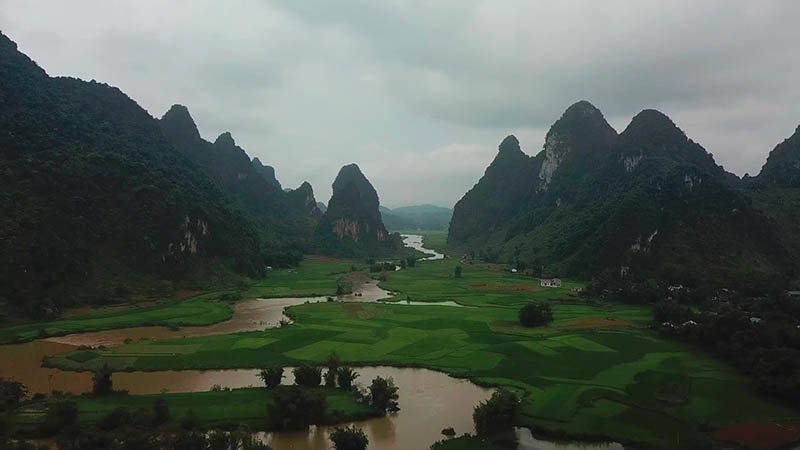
2 235 622 449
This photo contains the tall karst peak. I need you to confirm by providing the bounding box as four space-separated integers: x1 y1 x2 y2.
316 164 399 256
622 109 686 143
160 104 201 143
538 101 617 191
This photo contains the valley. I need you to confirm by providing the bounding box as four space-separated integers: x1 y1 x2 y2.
2 236 798 449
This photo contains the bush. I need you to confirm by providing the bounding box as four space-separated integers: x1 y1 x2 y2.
473 391 519 437
337 367 359 391
99 406 130 431
269 386 326 429
258 367 284 389
325 352 340 388
293 366 322 387
454 266 462 278
0 379 27 412
368 376 399 412
329 425 369 450
152 398 170 425
518 302 553 327
41 400 78 434
92 364 113 396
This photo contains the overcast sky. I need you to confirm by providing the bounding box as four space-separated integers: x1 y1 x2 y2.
2 1 799 207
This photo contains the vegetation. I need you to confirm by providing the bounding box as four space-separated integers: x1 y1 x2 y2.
368 376 399 412
336 367 359 391
258 367 283 389
518 302 554 327
269 386 326 429
472 391 519 437
447 101 793 293
0 379 27 412
329 425 369 450
46 259 800 448
293 366 322 388
0 32 270 319
91 364 113 396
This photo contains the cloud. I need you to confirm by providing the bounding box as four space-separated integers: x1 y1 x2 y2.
1 0 799 204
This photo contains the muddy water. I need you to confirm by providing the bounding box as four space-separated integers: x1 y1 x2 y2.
260 367 492 450
402 234 445 260
0 280 390 394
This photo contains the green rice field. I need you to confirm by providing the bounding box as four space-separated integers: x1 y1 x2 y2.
43 258 800 448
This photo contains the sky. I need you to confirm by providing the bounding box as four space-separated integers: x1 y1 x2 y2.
2 1 799 207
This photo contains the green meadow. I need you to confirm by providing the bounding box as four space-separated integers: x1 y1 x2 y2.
14 387 375 429
44 258 800 448
0 260 352 344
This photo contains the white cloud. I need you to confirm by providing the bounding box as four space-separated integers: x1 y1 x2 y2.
1 0 799 203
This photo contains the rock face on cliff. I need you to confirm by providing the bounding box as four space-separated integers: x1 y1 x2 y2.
159 105 318 252
316 164 401 256
449 101 792 291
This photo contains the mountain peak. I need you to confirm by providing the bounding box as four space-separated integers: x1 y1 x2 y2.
160 104 200 142
214 132 235 147
251 157 282 190
562 100 603 120
498 135 521 154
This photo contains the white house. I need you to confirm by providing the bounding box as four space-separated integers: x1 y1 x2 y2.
540 278 563 288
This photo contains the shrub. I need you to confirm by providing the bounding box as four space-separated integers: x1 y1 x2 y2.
473 391 519 437
293 366 322 387
41 400 78 434
325 352 340 388
454 266 462 278
0 379 27 412
99 406 130 431
92 364 113 396
152 398 170 425
337 367 359 391
518 302 553 327
368 376 399 412
329 425 369 450
268 386 326 429
259 367 284 388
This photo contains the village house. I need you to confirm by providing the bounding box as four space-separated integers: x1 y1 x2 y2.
540 278 563 288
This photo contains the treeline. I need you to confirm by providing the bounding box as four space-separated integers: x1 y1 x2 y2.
587 272 800 402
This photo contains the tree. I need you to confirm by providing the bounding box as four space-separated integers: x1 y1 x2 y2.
325 352 341 388
329 425 369 450
337 367 359 391
406 256 416 268
0 379 27 412
473 390 519 437
99 407 130 431
400 259 407 269
42 400 78 434
368 376 399 412
180 409 198 430
258 367 283 389
293 366 322 387
92 364 113 396
454 265 463 278
518 302 553 327
152 398 170 425
269 386 326 429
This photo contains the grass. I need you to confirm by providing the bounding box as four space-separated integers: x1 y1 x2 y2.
45 259 800 448
0 259 355 344
243 258 357 298
0 292 232 344
14 387 376 429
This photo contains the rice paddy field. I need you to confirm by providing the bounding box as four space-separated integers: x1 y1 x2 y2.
40 257 800 449
0 259 352 345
